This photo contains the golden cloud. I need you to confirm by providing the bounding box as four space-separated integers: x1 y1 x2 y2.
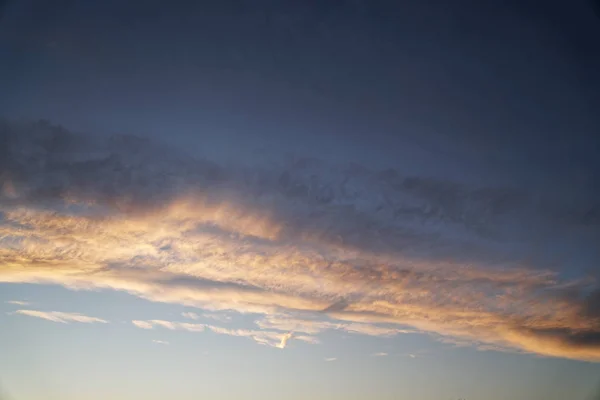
1 121 599 361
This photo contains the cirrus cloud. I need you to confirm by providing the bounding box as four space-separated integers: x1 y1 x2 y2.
12 309 108 324
132 319 306 348
5 300 30 306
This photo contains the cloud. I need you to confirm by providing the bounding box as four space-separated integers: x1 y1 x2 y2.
324 357 337 362
1 121 599 361
152 340 169 345
5 300 30 306
12 309 107 324
181 311 231 323
132 320 204 332
202 312 232 323
372 352 388 357
399 349 430 359
132 320 154 329
132 319 310 348
276 332 293 349
181 312 199 320
294 335 320 344
205 325 298 348
255 315 414 337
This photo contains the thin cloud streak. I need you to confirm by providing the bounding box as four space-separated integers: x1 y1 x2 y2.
12 309 108 324
202 312 232 322
132 320 154 329
182 311 231 322
1 121 599 361
255 315 414 337
5 300 30 306
132 320 205 332
181 312 199 320
132 319 309 349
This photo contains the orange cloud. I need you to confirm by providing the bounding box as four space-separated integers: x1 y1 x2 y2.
1 121 599 362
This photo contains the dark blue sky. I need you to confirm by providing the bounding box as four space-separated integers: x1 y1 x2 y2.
2 1 599 176
1 0 599 209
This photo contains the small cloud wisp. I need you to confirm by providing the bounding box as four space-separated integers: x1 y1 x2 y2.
5 300 30 306
12 310 108 324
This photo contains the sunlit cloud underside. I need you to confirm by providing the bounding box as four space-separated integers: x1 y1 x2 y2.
1 120 599 361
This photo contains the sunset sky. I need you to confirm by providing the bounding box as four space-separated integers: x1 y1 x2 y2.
1 1 600 400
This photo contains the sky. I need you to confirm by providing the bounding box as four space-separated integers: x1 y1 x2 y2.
1 1 600 399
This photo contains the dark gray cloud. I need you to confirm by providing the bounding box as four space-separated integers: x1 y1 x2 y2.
522 327 600 348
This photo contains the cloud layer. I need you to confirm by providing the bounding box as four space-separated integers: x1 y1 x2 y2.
1 120 599 361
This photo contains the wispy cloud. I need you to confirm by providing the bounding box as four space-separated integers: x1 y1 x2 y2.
1 121 599 361
202 312 232 323
255 315 414 338
132 320 204 332
372 352 388 357
294 335 320 344
206 325 298 348
132 320 154 329
324 357 337 362
181 311 231 323
12 310 108 324
152 340 169 345
276 332 293 349
181 312 199 320
132 319 307 348
5 300 30 306
399 349 430 359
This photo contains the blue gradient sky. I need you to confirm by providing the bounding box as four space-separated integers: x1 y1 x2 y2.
3 284 600 400
1 1 600 399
